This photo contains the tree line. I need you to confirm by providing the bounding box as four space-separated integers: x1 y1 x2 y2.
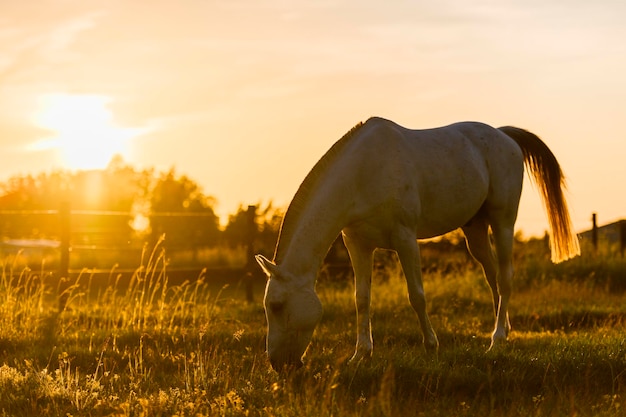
0 156 282 256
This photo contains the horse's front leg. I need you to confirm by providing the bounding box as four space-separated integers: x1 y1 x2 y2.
352 268 373 363
342 233 374 363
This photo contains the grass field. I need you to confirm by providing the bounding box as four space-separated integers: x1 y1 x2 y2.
0 240 625 416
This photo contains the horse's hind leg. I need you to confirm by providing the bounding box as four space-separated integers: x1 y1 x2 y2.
394 228 439 352
462 218 511 348
489 221 515 347
462 219 501 323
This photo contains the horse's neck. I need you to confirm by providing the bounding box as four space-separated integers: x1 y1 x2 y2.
276 199 347 282
274 123 364 283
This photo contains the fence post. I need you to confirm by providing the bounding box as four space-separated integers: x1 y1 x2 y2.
245 205 257 303
619 220 626 258
59 201 71 311
591 212 598 253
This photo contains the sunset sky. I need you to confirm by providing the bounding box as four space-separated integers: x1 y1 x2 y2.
1 0 625 236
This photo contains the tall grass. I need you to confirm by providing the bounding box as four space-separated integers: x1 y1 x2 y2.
0 241 624 416
0 250 47 340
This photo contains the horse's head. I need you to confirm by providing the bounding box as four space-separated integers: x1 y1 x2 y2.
255 255 323 371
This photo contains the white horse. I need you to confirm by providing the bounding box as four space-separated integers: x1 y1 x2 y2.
256 117 580 370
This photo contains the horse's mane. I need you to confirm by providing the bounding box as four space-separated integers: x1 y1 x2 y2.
273 121 365 263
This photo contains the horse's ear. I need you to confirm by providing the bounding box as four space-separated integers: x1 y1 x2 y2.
255 254 278 278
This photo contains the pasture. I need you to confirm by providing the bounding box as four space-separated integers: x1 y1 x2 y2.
0 239 625 416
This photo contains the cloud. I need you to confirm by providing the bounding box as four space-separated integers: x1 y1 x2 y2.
0 10 104 81
42 12 104 58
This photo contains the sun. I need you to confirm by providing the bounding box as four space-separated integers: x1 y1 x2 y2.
32 93 145 170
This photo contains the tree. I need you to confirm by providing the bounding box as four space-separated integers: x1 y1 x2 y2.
149 168 220 248
222 202 282 255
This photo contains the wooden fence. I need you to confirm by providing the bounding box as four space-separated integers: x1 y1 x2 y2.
0 204 262 307
584 213 626 257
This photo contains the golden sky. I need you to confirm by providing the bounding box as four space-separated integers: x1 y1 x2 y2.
1 0 625 235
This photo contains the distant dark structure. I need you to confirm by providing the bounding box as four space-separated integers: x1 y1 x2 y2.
578 214 626 256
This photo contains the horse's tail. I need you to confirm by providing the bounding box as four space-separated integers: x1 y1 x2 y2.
499 126 580 263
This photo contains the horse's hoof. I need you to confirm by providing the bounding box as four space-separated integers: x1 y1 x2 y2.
348 349 372 366
487 335 507 352
424 336 439 355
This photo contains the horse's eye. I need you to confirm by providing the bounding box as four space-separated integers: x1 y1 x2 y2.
268 301 284 314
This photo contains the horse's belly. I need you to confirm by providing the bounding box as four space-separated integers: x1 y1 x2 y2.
411 178 488 239
414 209 481 239
344 192 484 246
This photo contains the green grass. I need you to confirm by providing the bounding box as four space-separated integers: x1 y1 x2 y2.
0 243 625 416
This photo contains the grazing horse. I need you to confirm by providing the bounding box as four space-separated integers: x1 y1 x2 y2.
256 117 580 370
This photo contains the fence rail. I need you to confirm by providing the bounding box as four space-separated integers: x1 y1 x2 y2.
0 204 261 307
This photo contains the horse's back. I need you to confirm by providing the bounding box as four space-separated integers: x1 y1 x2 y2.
361 118 520 155
343 118 524 239
358 118 524 185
